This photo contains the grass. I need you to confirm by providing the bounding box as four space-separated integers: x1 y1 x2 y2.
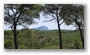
4 29 84 49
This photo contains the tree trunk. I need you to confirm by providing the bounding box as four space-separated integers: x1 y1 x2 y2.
13 22 18 49
74 19 84 49
78 25 84 49
57 18 62 49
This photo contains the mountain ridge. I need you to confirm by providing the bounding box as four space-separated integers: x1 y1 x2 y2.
33 26 49 30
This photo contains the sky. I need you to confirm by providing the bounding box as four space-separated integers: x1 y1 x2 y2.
4 12 76 30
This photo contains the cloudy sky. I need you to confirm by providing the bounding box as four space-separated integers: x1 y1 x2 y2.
29 13 76 30
4 12 76 30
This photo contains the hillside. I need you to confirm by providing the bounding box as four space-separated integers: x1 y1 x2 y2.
33 26 49 30
4 29 84 49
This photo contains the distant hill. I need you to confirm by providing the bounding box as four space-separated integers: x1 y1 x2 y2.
33 26 49 30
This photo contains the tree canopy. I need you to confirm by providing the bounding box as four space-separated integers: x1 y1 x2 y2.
4 4 42 29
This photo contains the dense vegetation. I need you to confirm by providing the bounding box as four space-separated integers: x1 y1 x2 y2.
4 29 84 49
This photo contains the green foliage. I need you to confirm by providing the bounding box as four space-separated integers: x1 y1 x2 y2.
4 4 42 26
4 29 84 49
4 40 14 49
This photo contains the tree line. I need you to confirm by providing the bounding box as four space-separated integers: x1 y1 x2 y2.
4 4 84 49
